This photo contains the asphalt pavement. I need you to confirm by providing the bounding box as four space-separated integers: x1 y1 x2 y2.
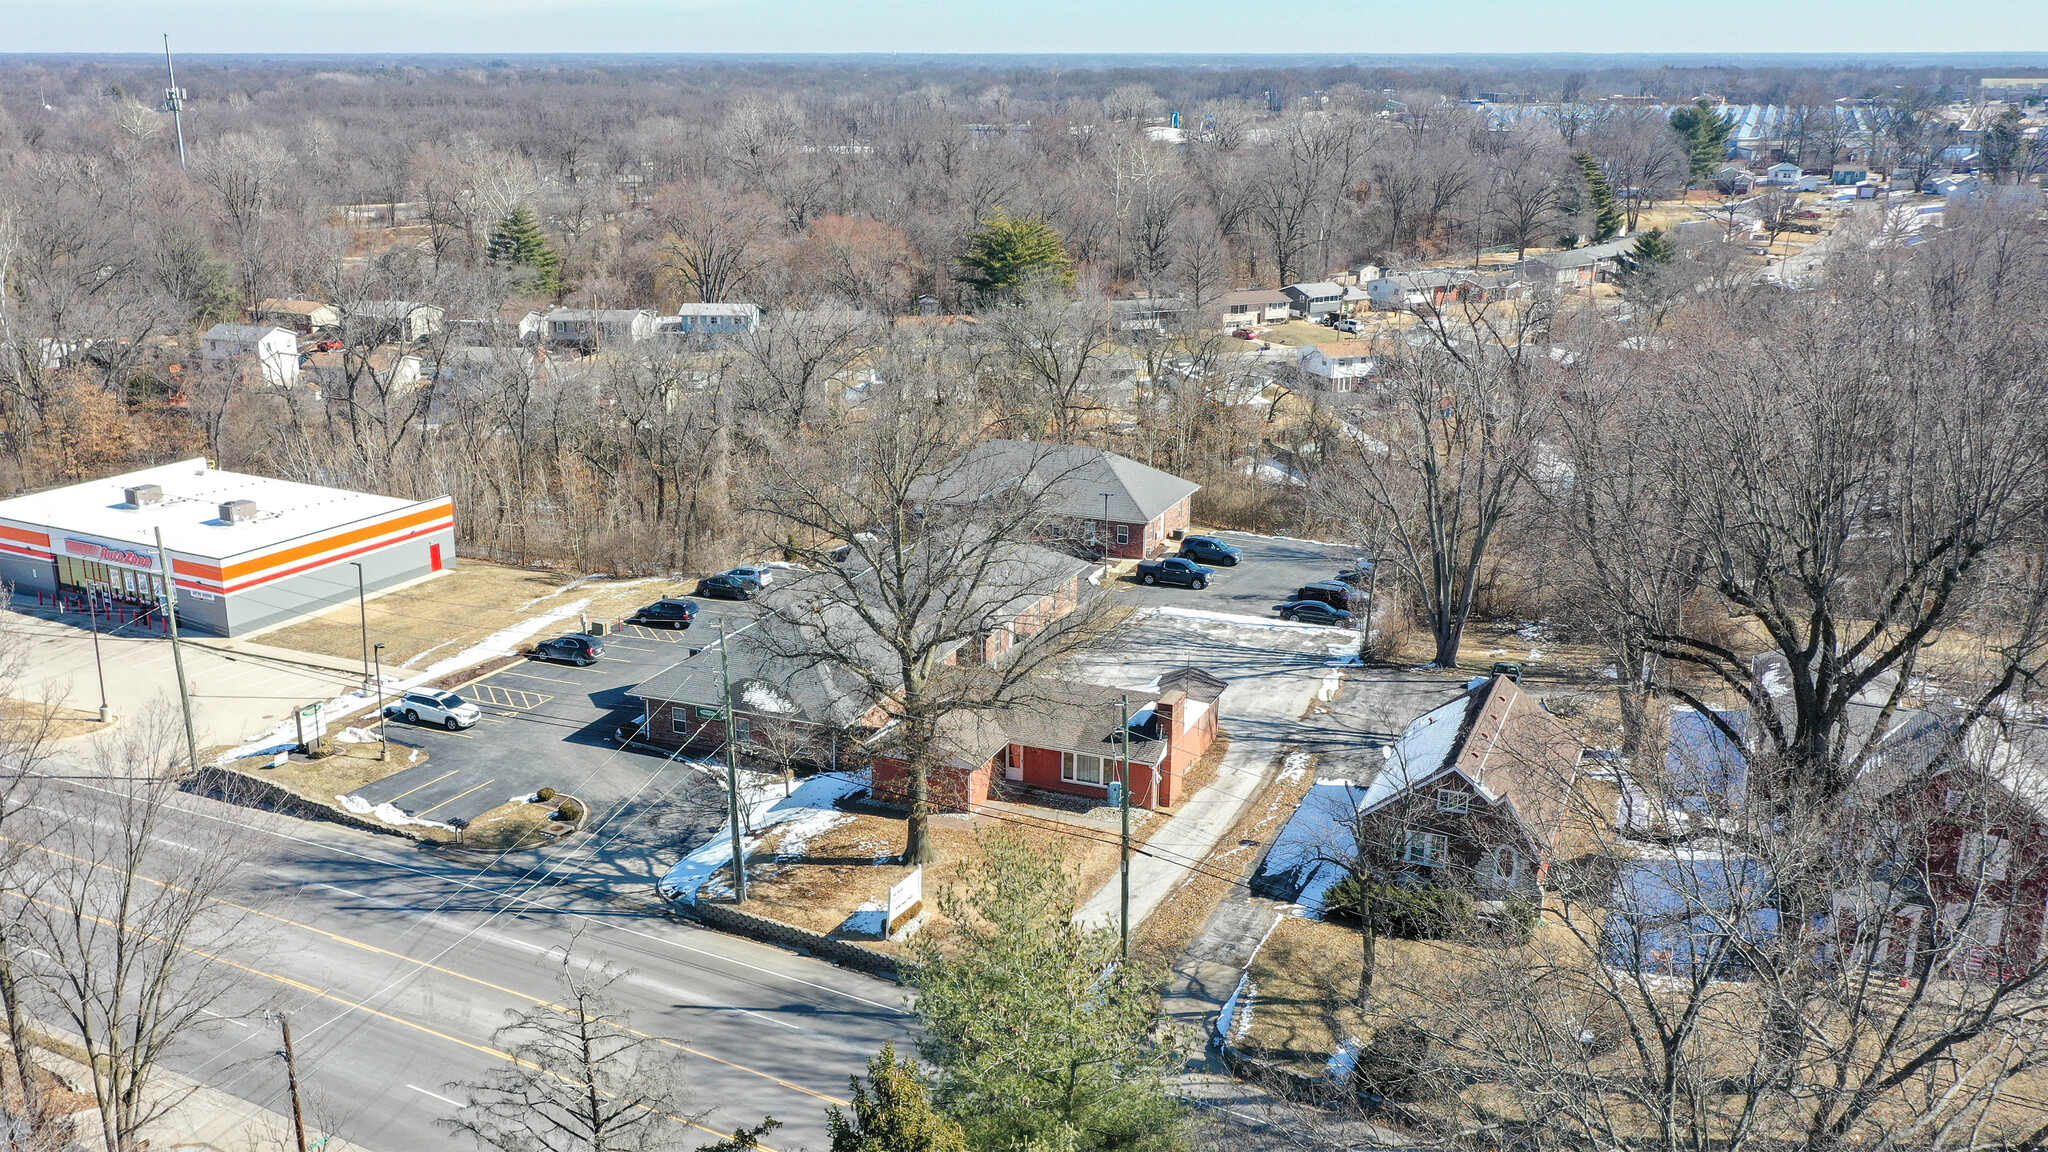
30 778 915 1152
1116 531 1367 618
359 593 759 823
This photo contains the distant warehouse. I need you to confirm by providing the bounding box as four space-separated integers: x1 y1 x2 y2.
0 459 455 637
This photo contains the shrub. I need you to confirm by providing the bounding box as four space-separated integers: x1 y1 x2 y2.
535 787 556 802
1323 878 1475 940
1354 1023 1436 1102
554 799 582 822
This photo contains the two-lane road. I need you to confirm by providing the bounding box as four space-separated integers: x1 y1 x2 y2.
30 778 915 1152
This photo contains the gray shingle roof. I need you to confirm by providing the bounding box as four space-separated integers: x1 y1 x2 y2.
911 440 1200 526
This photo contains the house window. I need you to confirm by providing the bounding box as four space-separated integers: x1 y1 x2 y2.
1492 846 1519 884
1960 833 2012 882
1116 524 1130 546
1401 830 1448 866
671 710 690 736
733 716 752 747
1436 788 1470 814
1061 751 1106 786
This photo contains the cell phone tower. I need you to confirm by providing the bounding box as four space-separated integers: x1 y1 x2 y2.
162 34 187 167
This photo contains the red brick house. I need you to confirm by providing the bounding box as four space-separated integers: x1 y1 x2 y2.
870 667 1226 812
908 439 1200 560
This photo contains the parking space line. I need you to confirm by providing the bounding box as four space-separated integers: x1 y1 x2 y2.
383 770 460 804
418 778 496 817
496 671 581 685
466 684 554 711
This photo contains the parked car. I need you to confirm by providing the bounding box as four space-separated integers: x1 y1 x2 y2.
1334 318 1365 333
1177 535 1243 566
1335 561 1377 588
1294 581 1355 609
1136 557 1214 589
388 689 481 731
720 565 774 589
532 634 604 666
1278 600 1354 626
1233 328 1258 339
630 598 698 629
694 574 755 601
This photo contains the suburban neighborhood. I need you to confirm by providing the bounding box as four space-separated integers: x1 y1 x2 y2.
0 34 2045 1152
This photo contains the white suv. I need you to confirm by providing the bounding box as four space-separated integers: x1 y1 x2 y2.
391 689 482 731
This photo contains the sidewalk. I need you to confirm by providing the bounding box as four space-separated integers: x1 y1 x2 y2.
1076 740 1277 930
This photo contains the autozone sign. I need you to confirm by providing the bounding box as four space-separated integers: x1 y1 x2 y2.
64 539 155 568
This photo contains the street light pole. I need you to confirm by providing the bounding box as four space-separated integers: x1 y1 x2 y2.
86 595 109 723
349 561 371 688
718 617 747 902
153 527 201 774
373 643 389 761
1119 693 1132 960
1101 491 1112 556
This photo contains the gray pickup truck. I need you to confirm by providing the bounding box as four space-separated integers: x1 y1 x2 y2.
1136 556 1214 589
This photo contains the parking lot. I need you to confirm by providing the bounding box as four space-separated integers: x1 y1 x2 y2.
355 589 758 823
1114 530 1368 619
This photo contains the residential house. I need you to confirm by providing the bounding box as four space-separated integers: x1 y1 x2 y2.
1282 281 1345 320
450 303 546 346
1764 162 1804 185
303 345 424 397
1524 237 1635 291
1108 295 1190 333
1717 164 1757 193
1251 674 1584 906
251 299 339 333
1220 289 1292 329
1295 340 1381 392
544 308 657 349
870 667 1227 812
201 324 299 385
906 439 1200 560
353 301 444 342
1367 268 1522 313
659 303 762 343
1832 161 1873 185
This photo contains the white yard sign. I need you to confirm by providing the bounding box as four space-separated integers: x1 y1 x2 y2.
887 865 924 931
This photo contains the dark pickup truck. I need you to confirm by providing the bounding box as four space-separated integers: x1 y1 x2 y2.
1136 557 1215 589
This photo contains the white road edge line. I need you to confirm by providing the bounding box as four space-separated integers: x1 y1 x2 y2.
406 1084 463 1108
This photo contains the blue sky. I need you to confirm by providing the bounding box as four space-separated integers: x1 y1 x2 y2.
8 1 2045 55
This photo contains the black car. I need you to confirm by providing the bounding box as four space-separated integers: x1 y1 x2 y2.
694 574 755 601
632 598 699 629
1294 581 1356 609
532 634 604 666
1335 565 1377 588
1135 557 1215 589
1177 535 1243 566
1278 600 1354 626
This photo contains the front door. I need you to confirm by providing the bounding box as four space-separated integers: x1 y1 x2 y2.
1005 745 1023 782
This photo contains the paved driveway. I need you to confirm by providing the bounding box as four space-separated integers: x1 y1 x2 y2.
356 591 759 823
1115 531 1367 620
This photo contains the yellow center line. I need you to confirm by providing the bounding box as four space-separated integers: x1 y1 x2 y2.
1 836 849 1112
416 778 497 817
381 770 460 804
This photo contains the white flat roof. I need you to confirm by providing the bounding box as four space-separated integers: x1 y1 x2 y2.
0 458 433 561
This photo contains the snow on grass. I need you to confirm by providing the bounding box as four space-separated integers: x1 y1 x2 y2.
1215 973 1255 1043
1318 667 1344 702
659 770 867 904
1276 749 1313 785
336 793 454 832
1146 606 1357 636
1327 1037 1363 1084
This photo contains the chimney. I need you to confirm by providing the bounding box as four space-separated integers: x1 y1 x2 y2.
218 499 259 524
123 484 163 507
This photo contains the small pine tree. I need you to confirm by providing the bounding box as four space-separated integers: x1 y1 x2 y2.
825 1045 968 1152
957 208 1073 300
487 207 565 298
1574 152 1624 243
1615 228 1675 284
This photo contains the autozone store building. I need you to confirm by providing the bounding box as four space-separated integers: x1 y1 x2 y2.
0 458 455 637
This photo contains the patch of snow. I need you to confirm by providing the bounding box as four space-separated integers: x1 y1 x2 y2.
770 807 852 860
1325 642 1363 668
1527 649 1544 661
658 772 867 904
843 901 887 938
334 793 454 832
1602 667 1620 679
1317 668 1343 702
1327 1037 1363 1084
741 683 797 714
1146 606 1355 635
1276 749 1313 785
335 726 379 744
1215 973 1254 1042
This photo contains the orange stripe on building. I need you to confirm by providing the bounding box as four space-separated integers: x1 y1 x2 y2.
172 558 225 582
0 524 51 547
220 500 453 582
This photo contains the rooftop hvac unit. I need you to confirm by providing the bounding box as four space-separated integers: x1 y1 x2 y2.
218 499 259 524
124 484 163 507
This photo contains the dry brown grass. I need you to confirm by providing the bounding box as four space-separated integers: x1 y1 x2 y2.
0 697 109 741
456 799 562 850
256 561 695 668
229 739 423 801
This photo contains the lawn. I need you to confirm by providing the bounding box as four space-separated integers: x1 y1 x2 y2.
255 561 687 669
229 737 425 800
0 697 111 742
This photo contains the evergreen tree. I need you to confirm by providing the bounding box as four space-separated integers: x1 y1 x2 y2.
1574 152 1624 243
487 207 565 298
956 208 1073 300
911 831 1184 1151
1613 228 1674 289
825 1046 968 1152
1668 98 1734 186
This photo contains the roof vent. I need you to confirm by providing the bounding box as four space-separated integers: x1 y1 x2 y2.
123 484 162 507
218 499 259 524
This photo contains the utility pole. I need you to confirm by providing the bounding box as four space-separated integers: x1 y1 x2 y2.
349 561 371 688
162 35 187 168
718 617 746 902
373 643 389 761
269 1011 310 1152
153 527 201 774
1119 693 1132 960
86 595 109 723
